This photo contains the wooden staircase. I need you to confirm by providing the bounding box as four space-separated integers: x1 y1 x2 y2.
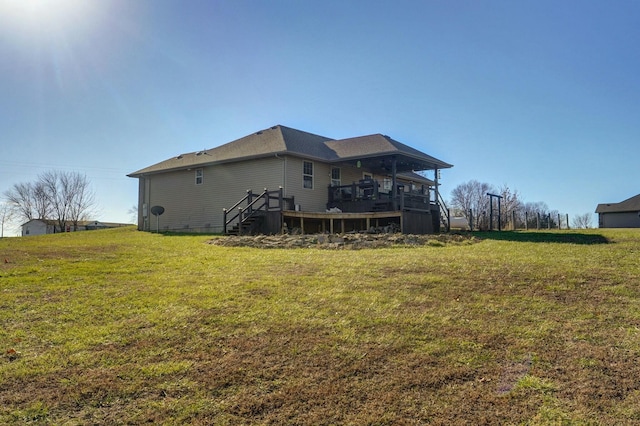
223 188 294 235
226 213 264 236
437 192 450 232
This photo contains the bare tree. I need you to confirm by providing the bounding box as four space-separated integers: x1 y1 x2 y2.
66 173 96 230
40 170 70 233
0 202 15 238
571 213 593 229
498 185 523 230
3 171 96 232
32 181 50 221
522 201 560 229
449 180 495 230
4 182 34 221
127 205 138 224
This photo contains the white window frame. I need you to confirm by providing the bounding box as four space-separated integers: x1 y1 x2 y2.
331 167 341 187
303 161 313 189
195 168 203 185
382 178 392 191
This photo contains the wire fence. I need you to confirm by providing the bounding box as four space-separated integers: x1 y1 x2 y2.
463 210 573 231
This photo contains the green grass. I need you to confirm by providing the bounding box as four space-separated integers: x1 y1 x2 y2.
2 227 640 424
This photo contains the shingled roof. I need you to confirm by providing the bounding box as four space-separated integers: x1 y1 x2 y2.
128 125 451 177
595 194 640 213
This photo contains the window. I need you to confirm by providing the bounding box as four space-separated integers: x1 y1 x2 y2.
363 173 373 181
331 167 341 186
382 178 392 191
195 168 203 185
303 161 313 189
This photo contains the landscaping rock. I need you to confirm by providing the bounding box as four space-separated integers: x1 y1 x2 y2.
208 232 476 249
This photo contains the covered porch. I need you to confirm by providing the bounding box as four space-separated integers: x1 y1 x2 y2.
327 178 435 213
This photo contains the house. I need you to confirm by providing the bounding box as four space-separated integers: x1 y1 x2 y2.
595 194 640 228
127 125 453 235
21 219 131 236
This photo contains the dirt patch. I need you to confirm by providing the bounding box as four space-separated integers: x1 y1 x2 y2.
208 232 477 249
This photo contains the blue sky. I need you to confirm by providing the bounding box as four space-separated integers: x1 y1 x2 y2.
1 0 639 233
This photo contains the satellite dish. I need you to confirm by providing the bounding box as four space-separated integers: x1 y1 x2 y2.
150 206 165 233
151 205 165 216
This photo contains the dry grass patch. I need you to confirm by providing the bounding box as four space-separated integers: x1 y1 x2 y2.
2 227 640 424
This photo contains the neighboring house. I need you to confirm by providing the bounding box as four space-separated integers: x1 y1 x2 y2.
127 125 453 235
595 194 640 228
21 219 131 236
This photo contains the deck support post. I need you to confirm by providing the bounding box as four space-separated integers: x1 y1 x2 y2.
391 156 398 211
434 168 439 213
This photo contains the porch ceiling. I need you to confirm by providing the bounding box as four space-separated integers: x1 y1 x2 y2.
337 153 448 174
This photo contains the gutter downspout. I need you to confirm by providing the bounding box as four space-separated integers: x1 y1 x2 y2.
275 154 286 197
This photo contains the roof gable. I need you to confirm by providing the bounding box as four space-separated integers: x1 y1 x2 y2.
128 125 334 176
325 134 452 171
596 193 640 213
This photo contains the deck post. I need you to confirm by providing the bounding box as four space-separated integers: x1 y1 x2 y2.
391 156 397 210
238 207 243 235
278 186 284 210
434 167 439 213
247 190 253 215
223 208 227 234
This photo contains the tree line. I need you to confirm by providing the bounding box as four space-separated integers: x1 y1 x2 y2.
2 170 96 234
448 180 592 230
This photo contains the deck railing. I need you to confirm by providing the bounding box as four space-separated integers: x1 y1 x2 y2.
328 180 434 213
223 187 294 234
437 191 450 232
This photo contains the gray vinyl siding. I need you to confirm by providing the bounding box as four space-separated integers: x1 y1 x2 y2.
283 156 332 212
135 154 435 233
599 212 640 228
142 157 285 233
339 165 374 186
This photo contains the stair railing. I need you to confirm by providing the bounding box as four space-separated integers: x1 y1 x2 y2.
437 191 450 232
223 187 293 234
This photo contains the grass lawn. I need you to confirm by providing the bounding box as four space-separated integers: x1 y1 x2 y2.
2 227 640 424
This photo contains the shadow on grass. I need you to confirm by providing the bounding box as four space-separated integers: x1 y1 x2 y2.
473 231 610 245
